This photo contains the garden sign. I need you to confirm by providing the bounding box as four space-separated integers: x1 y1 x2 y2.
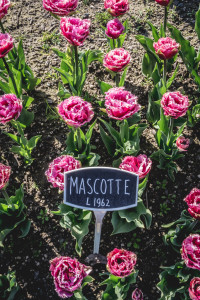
64 167 139 254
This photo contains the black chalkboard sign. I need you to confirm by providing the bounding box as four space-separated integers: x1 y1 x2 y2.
64 167 139 211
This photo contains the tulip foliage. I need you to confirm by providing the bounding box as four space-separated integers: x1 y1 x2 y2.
52 204 92 256
50 256 93 300
0 190 29 248
101 248 139 300
0 92 41 165
168 8 200 91
54 46 102 97
0 271 19 300
54 17 102 97
162 209 198 251
135 0 198 181
163 188 200 252
57 97 100 165
100 114 147 167
157 261 200 300
63 121 100 166
1 0 200 298
158 189 200 299
99 86 146 165
112 174 152 235
0 163 30 247
49 249 142 300
150 94 189 181
100 116 145 163
158 233 200 299
167 8 200 127
0 1 41 93
45 155 92 255
5 40 41 92
104 19 128 50
0 10 41 164
48 156 152 255
42 0 153 257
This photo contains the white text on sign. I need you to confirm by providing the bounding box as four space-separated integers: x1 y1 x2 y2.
69 177 131 196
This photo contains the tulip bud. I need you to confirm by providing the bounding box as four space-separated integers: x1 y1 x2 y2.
105 87 141 120
0 33 13 58
119 155 152 179
50 256 91 298
153 37 180 60
105 18 124 39
45 155 81 190
43 0 78 16
107 248 137 277
0 94 22 124
103 48 131 73
104 0 129 17
0 163 11 190
60 17 90 47
57 96 94 127
161 92 189 119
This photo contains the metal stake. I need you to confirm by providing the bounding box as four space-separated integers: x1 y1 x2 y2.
93 210 106 254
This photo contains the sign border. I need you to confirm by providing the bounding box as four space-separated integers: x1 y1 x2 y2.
64 167 139 212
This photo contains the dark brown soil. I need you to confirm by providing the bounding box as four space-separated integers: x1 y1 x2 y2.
0 0 200 299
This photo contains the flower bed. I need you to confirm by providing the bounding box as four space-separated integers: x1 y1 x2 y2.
0 0 199 299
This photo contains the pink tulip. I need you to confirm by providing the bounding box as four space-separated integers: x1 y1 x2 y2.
104 0 129 17
184 188 200 220
153 37 180 60
0 163 11 190
103 48 131 73
57 96 94 128
132 288 144 300
45 155 81 190
0 0 10 19
189 277 200 300
161 92 189 119
181 234 200 271
105 18 124 39
50 256 91 298
0 94 22 124
60 17 90 46
119 155 152 179
43 0 78 16
105 87 140 120
107 248 137 277
176 136 190 151
0 33 13 58
155 0 170 6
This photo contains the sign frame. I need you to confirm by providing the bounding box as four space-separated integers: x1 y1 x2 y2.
64 167 139 211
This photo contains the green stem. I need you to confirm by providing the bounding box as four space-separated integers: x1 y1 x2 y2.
120 121 125 144
0 20 5 33
74 46 79 93
2 190 11 205
16 121 24 136
188 219 199 232
164 6 168 35
113 39 115 49
163 59 167 87
117 37 120 48
115 73 120 87
167 118 174 146
2 57 19 97
77 128 82 152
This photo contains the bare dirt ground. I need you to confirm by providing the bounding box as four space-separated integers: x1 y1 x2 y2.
0 0 199 299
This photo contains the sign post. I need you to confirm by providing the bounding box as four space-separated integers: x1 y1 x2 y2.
64 167 139 259
93 210 106 254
